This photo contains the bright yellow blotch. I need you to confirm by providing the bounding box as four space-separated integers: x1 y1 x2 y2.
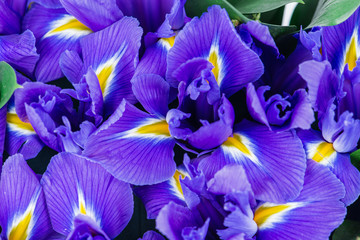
80 202 87 215
161 36 176 48
7 113 35 132
208 50 220 82
223 134 251 155
312 142 335 163
8 211 32 240
173 170 185 195
345 36 358 71
48 18 92 34
136 120 170 137
253 204 289 227
97 65 114 94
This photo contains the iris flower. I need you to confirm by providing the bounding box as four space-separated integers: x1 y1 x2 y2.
240 21 315 131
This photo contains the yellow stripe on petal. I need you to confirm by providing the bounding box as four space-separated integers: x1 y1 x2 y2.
254 204 289 227
254 202 305 229
49 18 91 34
208 44 223 84
136 120 170 137
345 35 358 71
173 170 185 196
160 36 176 50
8 211 32 240
7 113 35 133
223 134 251 156
97 65 114 94
44 16 92 39
79 201 87 215
311 142 335 163
95 45 127 97
7 190 41 240
222 133 261 166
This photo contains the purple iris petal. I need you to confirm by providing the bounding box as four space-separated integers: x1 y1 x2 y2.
59 0 123 31
117 0 185 37
41 152 133 238
340 64 360 118
83 99 176 185
256 160 346 239
67 215 111 240
0 154 53 240
29 0 63 8
198 120 307 203
298 60 343 118
322 8 360 74
0 0 20 34
139 231 165 240
238 20 279 58
59 50 84 84
0 30 39 76
5 98 44 160
131 74 170 118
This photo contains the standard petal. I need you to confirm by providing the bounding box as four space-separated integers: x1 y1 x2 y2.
41 152 133 238
59 50 84 84
0 30 39 76
131 74 170 117
0 154 52 240
207 165 252 196
83 100 176 185
156 202 203 240
0 1 20 34
298 60 341 116
167 5 263 96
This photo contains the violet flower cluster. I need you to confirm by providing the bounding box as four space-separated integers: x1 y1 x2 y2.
0 0 359 239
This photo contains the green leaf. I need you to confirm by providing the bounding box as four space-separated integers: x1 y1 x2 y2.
332 220 360 240
185 0 251 22
308 0 360 28
350 149 360 172
290 0 319 27
0 61 20 109
228 0 304 14
263 23 298 39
